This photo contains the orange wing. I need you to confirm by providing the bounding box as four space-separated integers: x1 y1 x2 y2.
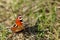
11 26 24 33
15 19 23 26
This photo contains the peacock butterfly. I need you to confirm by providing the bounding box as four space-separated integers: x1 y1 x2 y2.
11 15 25 33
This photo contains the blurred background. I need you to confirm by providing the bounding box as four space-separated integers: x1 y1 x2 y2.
0 0 59 40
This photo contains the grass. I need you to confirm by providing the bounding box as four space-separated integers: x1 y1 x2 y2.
0 0 59 40
36 1 56 40
0 23 11 40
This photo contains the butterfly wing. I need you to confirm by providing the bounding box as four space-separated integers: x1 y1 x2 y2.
15 19 23 26
11 25 24 32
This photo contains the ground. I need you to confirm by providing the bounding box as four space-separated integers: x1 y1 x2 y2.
0 0 60 40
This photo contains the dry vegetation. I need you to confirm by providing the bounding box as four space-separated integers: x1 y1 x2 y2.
0 0 59 40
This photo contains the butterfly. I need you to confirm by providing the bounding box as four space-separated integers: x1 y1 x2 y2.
11 15 25 33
